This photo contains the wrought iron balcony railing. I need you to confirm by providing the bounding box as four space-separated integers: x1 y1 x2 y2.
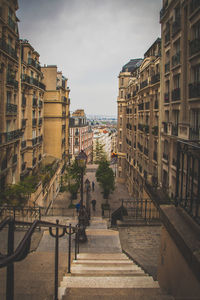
151 73 160 84
189 82 200 98
21 74 46 90
140 79 148 89
28 58 41 71
6 103 17 114
7 75 18 89
171 88 180 101
189 127 200 140
5 130 21 142
0 38 18 60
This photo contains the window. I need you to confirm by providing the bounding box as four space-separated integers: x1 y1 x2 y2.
6 120 11 132
32 130 36 138
121 78 124 86
7 91 11 103
121 90 123 98
191 64 200 83
190 109 200 130
173 74 180 88
172 110 179 125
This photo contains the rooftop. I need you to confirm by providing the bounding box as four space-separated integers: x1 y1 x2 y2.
121 59 143 73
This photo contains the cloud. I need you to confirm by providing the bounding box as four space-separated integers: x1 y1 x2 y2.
18 0 161 115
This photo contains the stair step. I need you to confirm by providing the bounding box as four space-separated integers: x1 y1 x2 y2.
73 259 133 264
77 253 128 260
60 276 158 289
60 288 174 300
71 265 142 271
68 270 147 276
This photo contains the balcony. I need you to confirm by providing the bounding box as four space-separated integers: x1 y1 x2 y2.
8 16 18 33
0 38 18 60
163 153 169 161
21 140 26 149
22 95 26 106
171 124 178 136
7 75 18 89
138 103 144 110
21 74 46 90
189 127 200 140
38 100 43 108
21 119 26 128
140 80 148 89
172 51 181 67
28 58 41 71
32 137 37 146
152 126 158 136
5 130 21 142
189 38 200 56
190 0 200 14
165 62 170 73
151 73 160 84
12 154 17 164
164 92 170 103
172 88 180 101
160 0 168 21
153 151 157 161
172 18 181 36
144 147 149 156
32 118 37 127
38 118 43 126
6 103 17 114
32 157 37 167
154 100 159 109
21 162 26 172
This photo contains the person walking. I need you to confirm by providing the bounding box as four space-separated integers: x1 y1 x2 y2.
92 181 95 191
91 199 96 211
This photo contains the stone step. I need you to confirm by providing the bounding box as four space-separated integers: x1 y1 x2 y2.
60 288 174 300
60 276 158 289
73 259 133 265
71 264 142 271
77 253 128 260
69 270 147 276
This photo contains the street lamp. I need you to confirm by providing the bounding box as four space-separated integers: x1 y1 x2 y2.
85 178 91 225
76 150 88 243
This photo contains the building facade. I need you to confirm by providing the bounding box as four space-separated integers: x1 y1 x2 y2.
69 109 93 162
160 0 200 202
41 65 70 166
0 0 20 189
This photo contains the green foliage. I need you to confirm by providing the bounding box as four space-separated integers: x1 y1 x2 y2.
93 140 107 164
96 160 115 199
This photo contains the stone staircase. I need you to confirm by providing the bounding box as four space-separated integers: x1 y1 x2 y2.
58 217 174 300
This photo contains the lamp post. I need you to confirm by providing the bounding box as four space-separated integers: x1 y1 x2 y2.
76 150 88 243
85 178 91 225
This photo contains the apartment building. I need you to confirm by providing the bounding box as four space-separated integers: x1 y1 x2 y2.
20 40 45 179
69 109 93 162
41 65 70 166
117 39 161 199
160 0 200 201
0 0 20 189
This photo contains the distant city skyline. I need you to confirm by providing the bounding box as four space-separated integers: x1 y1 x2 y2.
18 0 161 115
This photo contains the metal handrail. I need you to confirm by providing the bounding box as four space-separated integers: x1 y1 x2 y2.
0 217 79 300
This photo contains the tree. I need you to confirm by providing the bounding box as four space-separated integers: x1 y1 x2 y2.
63 160 86 201
93 139 107 164
96 160 115 200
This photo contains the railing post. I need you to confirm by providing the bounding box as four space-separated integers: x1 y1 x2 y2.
6 219 15 300
68 223 72 273
54 219 59 300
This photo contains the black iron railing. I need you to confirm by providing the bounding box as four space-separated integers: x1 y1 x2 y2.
0 217 79 300
6 103 17 114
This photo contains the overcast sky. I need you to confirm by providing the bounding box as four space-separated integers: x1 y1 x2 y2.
17 0 161 116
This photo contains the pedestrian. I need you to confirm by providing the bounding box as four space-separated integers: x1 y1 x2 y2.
76 202 80 215
92 181 95 191
91 199 96 211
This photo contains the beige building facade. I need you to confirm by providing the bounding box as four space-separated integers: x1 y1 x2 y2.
41 65 70 166
0 0 20 189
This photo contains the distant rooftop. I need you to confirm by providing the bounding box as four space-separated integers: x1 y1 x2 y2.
121 58 143 73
